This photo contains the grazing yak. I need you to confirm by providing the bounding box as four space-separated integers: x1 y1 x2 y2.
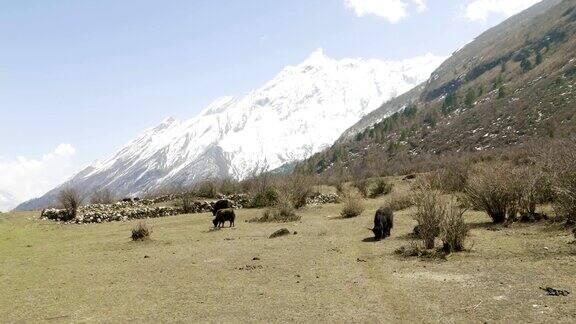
212 199 233 216
370 207 394 241
213 208 236 228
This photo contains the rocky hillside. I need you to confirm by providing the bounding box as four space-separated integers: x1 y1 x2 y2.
303 0 576 178
17 50 444 210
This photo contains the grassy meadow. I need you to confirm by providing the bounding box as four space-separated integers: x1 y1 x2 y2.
1 179 575 323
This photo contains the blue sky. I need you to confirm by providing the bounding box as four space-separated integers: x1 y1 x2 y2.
0 0 541 209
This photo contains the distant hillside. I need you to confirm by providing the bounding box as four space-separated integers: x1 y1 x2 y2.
302 0 576 179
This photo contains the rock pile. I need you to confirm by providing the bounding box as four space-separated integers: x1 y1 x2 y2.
218 194 251 209
41 200 181 224
305 193 340 206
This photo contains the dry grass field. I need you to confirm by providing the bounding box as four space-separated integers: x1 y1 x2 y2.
1 183 575 323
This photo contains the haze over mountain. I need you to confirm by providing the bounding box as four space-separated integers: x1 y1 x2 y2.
15 50 444 210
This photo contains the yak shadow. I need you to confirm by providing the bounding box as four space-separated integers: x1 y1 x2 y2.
362 236 393 243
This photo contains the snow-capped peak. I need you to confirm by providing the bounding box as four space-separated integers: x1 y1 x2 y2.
46 50 446 199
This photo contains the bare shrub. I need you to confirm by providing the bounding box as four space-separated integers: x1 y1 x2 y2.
464 163 520 223
514 166 552 216
387 194 414 211
218 178 241 196
179 191 196 214
251 192 299 222
194 180 218 198
351 179 370 198
90 189 115 205
340 190 365 218
427 161 469 193
58 188 82 221
440 203 468 253
335 182 345 195
412 187 445 249
131 222 151 241
546 142 576 224
370 178 393 198
279 173 315 209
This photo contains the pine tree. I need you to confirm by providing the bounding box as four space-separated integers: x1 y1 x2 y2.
442 92 458 115
498 86 506 99
535 51 543 65
521 58 533 72
464 88 476 108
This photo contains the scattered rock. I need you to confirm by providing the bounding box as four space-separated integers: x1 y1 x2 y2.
269 228 291 239
293 231 298 235
540 287 570 296
144 255 150 259
356 258 367 263
252 257 260 261
238 265 263 271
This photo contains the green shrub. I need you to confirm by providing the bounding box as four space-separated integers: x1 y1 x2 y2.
250 193 299 223
250 186 280 208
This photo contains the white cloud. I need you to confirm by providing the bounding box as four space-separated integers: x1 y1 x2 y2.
464 0 542 21
0 144 78 211
54 143 76 156
345 0 427 23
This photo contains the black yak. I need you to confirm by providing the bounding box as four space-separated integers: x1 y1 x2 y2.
213 208 236 228
370 207 394 241
212 199 233 216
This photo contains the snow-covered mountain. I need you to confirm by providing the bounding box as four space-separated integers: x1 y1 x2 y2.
16 49 444 210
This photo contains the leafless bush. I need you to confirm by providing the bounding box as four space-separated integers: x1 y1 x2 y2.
546 141 576 224
351 179 370 198
194 180 218 198
412 187 445 249
179 191 196 214
218 178 241 196
279 173 315 209
90 189 115 205
340 190 365 218
370 178 393 198
387 194 414 211
440 203 468 253
131 222 151 241
58 188 82 221
427 161 469 193
514 166 552 216
464 163 521 223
